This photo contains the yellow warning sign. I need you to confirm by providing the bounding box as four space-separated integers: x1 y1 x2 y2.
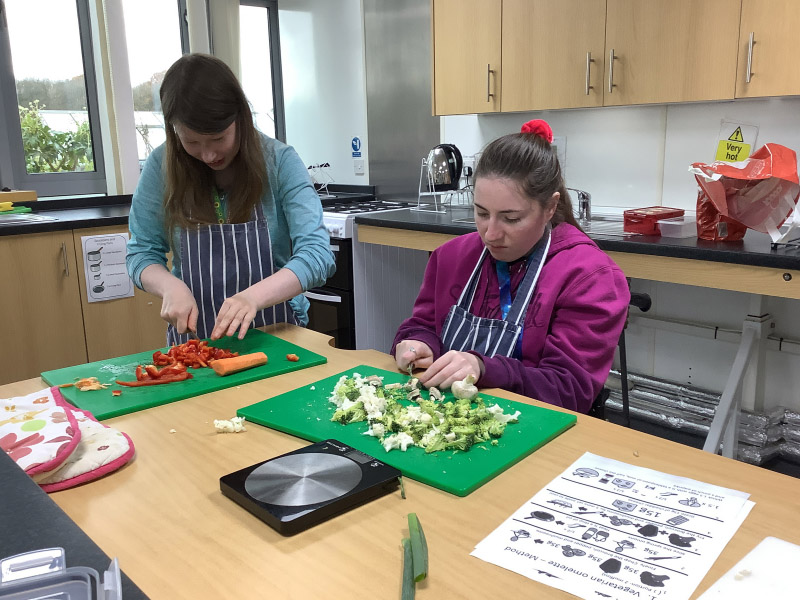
715 140 751 162
728 127 745 143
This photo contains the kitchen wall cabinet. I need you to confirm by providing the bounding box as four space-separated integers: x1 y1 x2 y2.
735 0 800 98
0 231 88 385
432 0 502 115
74 226 167 363
501 0 606 112
432 0 757 115
603 0 740 106
0 227 167 386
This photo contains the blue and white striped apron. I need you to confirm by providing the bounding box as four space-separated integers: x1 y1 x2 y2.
166 203 296 345
440 227 550 358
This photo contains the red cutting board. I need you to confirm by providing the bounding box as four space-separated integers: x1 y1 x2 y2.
237 365 577 496
40 330 326 420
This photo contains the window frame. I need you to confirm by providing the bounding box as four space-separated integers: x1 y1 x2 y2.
239 0 286 143
0 0 107 197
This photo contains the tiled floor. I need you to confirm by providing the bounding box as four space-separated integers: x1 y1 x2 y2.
605 411 800 480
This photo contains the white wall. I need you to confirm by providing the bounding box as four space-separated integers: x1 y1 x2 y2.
442 98 800 210
442 99 800 412
279 0 369 184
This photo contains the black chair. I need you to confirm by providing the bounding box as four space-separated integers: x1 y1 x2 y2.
588 292 652 425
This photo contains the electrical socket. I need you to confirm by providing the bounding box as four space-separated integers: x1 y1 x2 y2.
353 159 365 176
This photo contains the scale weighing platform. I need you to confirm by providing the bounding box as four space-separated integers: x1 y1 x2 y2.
220 439 401 535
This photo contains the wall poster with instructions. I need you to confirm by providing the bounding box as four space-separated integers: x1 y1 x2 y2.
81 234 135 303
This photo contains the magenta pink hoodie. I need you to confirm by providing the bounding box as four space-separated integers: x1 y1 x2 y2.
392 223 630 413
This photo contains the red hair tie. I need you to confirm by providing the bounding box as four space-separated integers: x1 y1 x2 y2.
520 119 554 143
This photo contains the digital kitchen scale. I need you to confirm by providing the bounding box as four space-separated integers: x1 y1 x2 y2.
220 439 401 535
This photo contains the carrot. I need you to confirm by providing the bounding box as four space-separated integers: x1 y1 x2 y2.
211 352 268 376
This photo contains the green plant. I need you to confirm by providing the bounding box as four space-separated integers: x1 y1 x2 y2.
18 101 94 173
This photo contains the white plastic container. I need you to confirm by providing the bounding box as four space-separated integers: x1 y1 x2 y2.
0 548 122 600
657 216 697 238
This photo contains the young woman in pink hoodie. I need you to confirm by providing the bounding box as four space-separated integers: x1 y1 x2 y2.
392 120 630 413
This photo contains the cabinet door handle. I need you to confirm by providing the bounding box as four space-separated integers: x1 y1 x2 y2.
61 242 69 277
486 63 495 102
745 32 755 83
608 48 617 93
585 52 594 95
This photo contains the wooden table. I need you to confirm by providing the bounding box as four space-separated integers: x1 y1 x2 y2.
2 323 799 599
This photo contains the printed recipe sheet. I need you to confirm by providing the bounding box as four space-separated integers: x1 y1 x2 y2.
472 453 754 600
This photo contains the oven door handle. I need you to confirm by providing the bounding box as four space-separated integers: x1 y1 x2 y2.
304 290 343 304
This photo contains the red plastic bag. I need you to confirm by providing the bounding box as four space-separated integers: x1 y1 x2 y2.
689 144 800 242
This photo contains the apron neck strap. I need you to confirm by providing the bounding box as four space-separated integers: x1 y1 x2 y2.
505 225 551 325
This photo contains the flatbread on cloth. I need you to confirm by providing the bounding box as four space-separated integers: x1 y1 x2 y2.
0 387 81 476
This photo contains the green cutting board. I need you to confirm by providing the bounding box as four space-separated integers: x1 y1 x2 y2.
41 330 326 420
238 365 577 497
0 206 33 215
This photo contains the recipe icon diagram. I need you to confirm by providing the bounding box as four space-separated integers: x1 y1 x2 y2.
81 234 134 303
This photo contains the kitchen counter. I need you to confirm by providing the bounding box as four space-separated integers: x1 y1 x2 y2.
1 323 799 599
0 196 131 236
355 207 800 299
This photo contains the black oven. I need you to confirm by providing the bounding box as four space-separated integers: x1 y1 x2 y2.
305 239 356 349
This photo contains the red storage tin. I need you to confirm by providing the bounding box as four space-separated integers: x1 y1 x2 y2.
623 206 685 235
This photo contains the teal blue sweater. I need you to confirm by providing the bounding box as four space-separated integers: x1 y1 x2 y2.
126 134 335 324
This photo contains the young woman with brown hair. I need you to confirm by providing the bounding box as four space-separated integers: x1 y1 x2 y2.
126 53 334 343
392 120 630 413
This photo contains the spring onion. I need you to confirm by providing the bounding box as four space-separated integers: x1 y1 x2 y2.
401 537 415 600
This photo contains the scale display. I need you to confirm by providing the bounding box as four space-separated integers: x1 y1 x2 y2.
220 439 401 535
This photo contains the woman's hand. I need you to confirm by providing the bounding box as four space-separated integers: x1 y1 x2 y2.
160 279 200 334
211 288 260 340
395 340 433 372
418 350 483 390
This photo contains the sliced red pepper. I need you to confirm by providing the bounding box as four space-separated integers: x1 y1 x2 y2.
116 372 193 386
112 390 122 396
135 365 145 381
145 364 161 379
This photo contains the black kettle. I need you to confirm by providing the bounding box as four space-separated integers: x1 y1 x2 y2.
426 143 463 192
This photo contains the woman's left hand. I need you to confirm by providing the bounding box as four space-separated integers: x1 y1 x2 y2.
418 350 483 390
211 289 260 340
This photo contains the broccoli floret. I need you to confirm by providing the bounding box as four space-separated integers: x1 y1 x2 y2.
331 401 367 424
445 435 473 452
424 433 448 454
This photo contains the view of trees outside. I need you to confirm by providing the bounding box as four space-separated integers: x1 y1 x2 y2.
7 0 95 175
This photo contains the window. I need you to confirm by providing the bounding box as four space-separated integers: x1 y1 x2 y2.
0 0 283 199
121 0 187 167
0 0 106 197
240 0 285 142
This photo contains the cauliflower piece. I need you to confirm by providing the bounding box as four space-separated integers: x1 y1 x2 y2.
363 422 386 438
214 416 247 433
487 404 521 424
382 432 415 452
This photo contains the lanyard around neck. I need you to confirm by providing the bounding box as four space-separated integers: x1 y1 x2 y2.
495 260 516 321
212 188 226 224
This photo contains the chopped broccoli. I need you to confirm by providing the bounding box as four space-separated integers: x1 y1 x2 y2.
328 373 520 454
331 401 367 424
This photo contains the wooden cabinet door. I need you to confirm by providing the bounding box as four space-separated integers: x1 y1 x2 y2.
73 226 167 362
604 0 740 106
0 232 87 384
736 0 800 98
502 0 606 112
432 0 502 115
